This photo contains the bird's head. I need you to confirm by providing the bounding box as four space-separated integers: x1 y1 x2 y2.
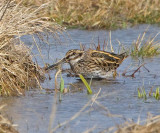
65 49 84 65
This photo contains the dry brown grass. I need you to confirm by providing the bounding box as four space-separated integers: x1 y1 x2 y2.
0 105 18 133
115 115 160 133
16 0 160 29
0 0 63 96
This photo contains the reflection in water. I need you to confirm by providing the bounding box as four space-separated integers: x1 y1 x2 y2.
0 25 160 133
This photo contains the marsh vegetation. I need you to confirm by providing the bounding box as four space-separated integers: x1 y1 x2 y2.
0 0 160 133
16 0 160 29
0 0 63 96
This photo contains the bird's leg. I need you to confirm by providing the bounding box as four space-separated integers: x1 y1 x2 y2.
113 70 117 78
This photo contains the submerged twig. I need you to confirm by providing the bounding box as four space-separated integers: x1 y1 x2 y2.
122 63 149 78
130 63 146 77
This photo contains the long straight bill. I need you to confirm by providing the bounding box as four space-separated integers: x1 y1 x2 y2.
45 58 65 70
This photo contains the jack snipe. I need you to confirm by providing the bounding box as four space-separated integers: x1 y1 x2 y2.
45 49 128 78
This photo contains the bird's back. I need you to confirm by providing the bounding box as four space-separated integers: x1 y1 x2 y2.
71 50 128 78
89 50 127 64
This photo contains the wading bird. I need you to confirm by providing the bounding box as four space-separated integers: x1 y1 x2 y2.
45 49 128 78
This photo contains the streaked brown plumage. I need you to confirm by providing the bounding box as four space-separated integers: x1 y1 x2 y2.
45 49 128 78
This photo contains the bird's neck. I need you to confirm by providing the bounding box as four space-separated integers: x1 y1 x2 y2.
69 58 81 65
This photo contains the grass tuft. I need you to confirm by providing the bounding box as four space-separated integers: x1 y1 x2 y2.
137 86 160 101
0 104 18 133
115 114 160 133
137 87 147 100
0 1 63 96
153 87 160 100
131 31 160 57
16 0 160 29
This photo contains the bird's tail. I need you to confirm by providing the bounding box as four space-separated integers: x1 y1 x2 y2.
118 52 128 64
119 52 128 59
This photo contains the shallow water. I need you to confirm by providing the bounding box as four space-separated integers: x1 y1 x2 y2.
1 24 160 133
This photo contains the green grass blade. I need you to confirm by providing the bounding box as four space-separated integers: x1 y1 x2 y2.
60 76 64 93
153 93 155 97
156 87 159 100
79 74 92 94
142 87 147 100
138 88 141 98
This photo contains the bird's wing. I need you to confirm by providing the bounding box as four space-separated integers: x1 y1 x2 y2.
89 50 123 63
85 50 126 71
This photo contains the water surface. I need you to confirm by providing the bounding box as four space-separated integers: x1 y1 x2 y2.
0 24 160 133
